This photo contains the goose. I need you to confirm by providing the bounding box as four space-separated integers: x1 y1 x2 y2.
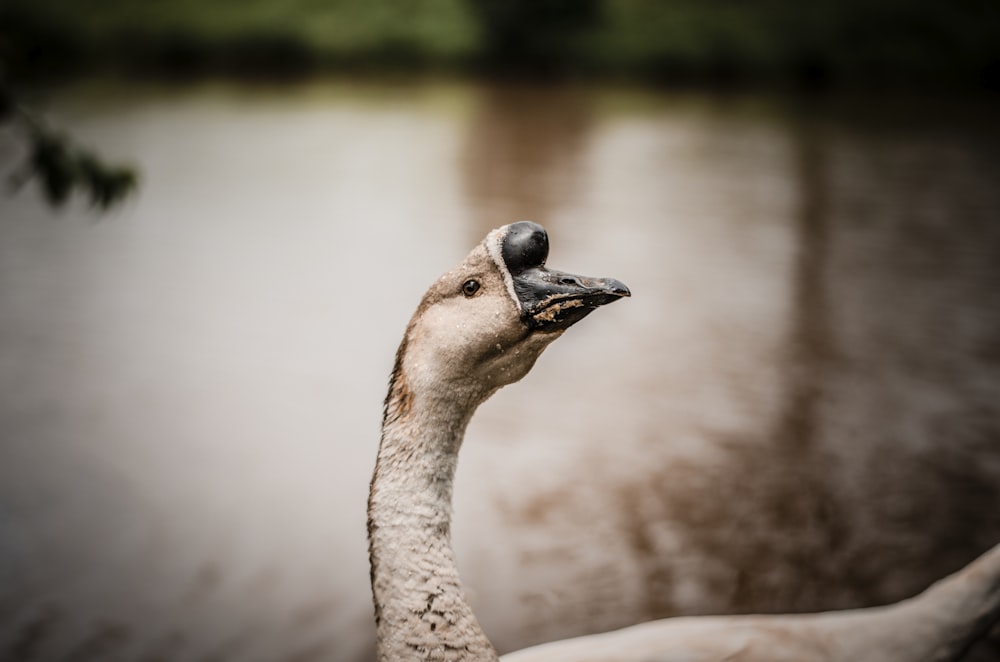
367 220 1000 662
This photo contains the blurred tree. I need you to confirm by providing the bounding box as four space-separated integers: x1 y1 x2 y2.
1 65 137 211
1 84 138 211
466 0 602 74
0 3 138 212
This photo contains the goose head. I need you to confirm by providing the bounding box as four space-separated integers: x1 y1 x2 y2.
394 221 630 409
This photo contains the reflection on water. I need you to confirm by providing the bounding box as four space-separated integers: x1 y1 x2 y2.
0 81 999 661
462 84 592 240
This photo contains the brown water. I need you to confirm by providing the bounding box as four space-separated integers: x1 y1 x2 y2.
1 80 999 661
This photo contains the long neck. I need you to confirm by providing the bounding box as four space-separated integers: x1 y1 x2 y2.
367 366 500 661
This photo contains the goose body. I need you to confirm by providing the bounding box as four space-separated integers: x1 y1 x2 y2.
504 540 1000 662
367 221 1000 662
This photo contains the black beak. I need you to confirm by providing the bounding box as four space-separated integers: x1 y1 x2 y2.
500 222 631 331
517 268 630 330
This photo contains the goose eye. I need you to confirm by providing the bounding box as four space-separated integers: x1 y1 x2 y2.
462 279 481 297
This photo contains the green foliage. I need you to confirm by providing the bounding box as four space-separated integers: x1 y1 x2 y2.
588 0 1000 88
5 97 138 211
468 0 602 74
0 0 478 77
1 0 998 87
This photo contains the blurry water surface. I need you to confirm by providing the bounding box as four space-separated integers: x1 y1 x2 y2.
1 80 999 661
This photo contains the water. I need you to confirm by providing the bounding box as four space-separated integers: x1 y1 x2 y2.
1 80 999 661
